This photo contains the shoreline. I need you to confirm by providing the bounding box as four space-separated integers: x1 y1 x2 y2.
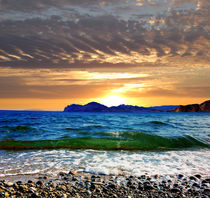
0 171 209 197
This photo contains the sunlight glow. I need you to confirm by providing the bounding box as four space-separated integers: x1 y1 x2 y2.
113 83 146 93
90 72 148 79
100 95 126 107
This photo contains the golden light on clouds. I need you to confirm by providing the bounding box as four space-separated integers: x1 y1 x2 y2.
0 65 209 110
113 83 147 93
90 72 148 80
0 0 209 110
0 67 148 86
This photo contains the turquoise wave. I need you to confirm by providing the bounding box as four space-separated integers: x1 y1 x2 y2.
0 132 208 151
150 121 169 125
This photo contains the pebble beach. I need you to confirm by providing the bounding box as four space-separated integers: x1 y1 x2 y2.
0 112 209 197
0 170 209 198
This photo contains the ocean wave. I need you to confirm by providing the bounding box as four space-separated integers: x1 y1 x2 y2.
65 127 83 131
0 133 208 151
0 125 35 133
0 119 19 123
150 121 169 125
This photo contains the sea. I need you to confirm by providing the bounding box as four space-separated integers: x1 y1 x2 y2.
0 111 209 180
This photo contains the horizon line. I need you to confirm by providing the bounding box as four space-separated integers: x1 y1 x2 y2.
0 101 179 111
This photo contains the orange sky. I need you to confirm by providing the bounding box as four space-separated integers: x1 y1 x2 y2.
0 0 209 110
0 67 209 110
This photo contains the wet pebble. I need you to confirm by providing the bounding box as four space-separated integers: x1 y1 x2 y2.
36 180 43 186
194 174 201 179
0 173 208 198
189 176 197 181
171 188 181 193
203 188 210 196
177 174 184 179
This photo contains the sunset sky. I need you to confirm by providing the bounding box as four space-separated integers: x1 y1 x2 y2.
0 0 210 110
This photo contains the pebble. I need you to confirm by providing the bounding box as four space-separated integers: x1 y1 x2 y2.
51 182 57 188
203 188 210 195
194 174 201 179
16 181 22 185
31 192 39 198
86 190 91 196
36 180 43 185
171 188 181 193
4 192 10 197
59 172 66 176
62 194 68 198
192 182 200 188
0 173 209 198
177 174 184 179
189 176 197 181
69 170 77 175
5 182 13 187
28 180 33 184
202 179 209 184
144 185 154 191
28 187 36 193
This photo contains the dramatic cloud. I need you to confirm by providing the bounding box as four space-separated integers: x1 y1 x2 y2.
0 0 209 69
0 0 209 109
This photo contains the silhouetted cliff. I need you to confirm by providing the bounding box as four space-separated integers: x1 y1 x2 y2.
200 100 210 112
173 100 210 112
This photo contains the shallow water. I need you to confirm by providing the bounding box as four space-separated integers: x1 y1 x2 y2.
0 111 209 178
0 149 209 178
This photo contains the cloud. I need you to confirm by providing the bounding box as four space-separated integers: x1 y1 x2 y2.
0 0 209 106
0 67 148 99
0 6 209 69
125 86 210 98
0 0 100 11
0 74 114 99
0 66 209 100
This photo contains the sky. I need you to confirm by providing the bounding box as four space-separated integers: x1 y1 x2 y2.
0 0 209 110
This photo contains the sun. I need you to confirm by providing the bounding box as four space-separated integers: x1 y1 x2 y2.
100 95 126 107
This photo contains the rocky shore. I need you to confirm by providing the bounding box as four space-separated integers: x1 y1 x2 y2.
173 100 210 112
0 171 209 198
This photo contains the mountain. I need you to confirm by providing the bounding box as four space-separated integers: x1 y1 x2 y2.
147 105 178 111
109 104 149 112
173 100 210 112
64 102 108 112
64 102 177 112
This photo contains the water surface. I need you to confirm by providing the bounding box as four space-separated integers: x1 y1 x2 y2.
0 111 209 178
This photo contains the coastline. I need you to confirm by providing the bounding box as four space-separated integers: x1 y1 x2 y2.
0 111 209 197
0 170 209 197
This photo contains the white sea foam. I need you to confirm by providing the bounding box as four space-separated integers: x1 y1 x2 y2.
0 149 210 179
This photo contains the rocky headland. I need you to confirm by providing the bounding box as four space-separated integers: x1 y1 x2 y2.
173 100 210 112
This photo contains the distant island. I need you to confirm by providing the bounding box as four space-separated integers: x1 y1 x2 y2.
64 100 210 112
64 102 177 112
